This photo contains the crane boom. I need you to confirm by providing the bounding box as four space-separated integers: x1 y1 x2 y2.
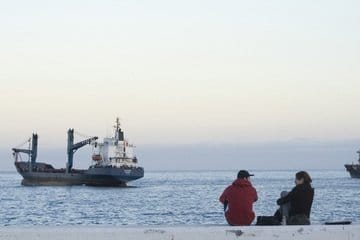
12 134 38 165
66 129 98 173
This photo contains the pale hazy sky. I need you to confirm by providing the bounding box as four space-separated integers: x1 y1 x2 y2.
1 1 360 170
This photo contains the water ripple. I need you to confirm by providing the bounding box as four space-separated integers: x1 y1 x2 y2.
0 170 358 226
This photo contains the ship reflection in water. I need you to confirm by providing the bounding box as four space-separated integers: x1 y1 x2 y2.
12 118 144 186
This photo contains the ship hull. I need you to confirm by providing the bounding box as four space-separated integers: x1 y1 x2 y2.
344 164 360 178
15 162 144 186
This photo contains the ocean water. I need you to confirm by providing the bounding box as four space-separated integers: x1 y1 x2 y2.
0 170 358 226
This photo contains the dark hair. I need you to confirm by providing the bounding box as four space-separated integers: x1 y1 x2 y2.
296 171 312 184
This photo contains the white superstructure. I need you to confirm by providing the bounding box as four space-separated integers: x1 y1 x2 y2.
90 118 138 168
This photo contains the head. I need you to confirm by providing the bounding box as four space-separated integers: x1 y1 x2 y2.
295 171 312 186
237 170 254 181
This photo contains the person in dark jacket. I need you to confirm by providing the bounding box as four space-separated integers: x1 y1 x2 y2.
219 170 258 226
276 171 314 225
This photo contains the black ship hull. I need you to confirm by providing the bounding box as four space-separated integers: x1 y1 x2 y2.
15 162 144 186
344 164 360 178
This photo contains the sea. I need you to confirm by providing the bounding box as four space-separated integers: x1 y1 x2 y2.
0 170 358 226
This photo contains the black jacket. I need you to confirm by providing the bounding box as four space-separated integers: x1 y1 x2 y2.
277 183 314 218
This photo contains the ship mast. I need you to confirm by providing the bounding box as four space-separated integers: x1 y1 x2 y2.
12 134 38 165
66 129 98 173
114 117 124 142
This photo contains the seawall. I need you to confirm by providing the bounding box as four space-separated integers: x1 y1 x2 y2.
0 225 359 240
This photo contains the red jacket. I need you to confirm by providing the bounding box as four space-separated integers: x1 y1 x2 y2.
219 179 258 226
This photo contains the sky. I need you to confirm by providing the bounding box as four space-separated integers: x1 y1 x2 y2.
0 0 360 171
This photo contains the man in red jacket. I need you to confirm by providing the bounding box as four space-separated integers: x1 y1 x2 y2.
219 170 258 226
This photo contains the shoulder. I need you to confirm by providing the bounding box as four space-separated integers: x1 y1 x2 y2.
223 185 233 193
250 184 257 192
299 183 314 191
246 184 257 195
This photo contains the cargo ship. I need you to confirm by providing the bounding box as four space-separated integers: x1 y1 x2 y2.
13 118 144 186
345 149 360 178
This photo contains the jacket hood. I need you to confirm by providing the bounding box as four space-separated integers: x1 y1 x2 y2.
232 178 253 188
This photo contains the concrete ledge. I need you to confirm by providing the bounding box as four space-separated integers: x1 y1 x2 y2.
0 225 359 240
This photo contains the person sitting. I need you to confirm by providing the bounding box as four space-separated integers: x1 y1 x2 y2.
276 171 314 225
219 170 258 226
